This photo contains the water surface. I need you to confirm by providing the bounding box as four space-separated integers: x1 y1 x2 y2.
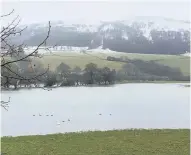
1 83 190 137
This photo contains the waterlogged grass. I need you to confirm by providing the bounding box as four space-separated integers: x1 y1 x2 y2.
1 129 190 155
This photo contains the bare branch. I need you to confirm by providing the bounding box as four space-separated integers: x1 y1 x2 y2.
1 97 11 111
1 15 20 36
0 8 54 111
1 9 14 18
1 21 51 67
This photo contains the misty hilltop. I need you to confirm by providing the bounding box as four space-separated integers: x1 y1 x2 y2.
12 16 190 55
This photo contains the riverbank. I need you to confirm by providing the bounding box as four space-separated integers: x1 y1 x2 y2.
1 129 189 155
116 80 190 84
1 81 190 91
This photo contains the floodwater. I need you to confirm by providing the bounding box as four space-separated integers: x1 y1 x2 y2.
1 83 190 137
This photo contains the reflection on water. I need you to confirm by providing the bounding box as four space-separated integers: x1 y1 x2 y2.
1 83 190 137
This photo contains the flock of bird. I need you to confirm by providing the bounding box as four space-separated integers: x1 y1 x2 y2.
32 113 112 125
33 114 54 116
33 113 112 117
99 113 112 116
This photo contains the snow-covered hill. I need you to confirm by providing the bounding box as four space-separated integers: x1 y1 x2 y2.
12 16 190 55
20 16 190 35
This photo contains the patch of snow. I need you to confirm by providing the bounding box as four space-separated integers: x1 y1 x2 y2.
100 24 115 32
181 52 191 57
126 16 190 31
122 33 129 40
24 46 89 54
86 46 119 54
30 31 35 37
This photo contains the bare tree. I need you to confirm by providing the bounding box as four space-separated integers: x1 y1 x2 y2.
1 9 51 110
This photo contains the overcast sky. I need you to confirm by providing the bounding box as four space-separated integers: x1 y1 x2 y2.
1 0 190 25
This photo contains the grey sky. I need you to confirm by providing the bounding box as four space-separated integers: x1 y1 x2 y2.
1 0 190 25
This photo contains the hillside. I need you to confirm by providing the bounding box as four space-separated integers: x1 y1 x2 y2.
36 51 190 76
10 16 190 55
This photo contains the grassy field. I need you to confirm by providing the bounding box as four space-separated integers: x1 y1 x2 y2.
37 51 190 76
1 129 189 155
3 51 190 76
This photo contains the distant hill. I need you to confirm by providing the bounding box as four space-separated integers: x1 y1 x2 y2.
10 16 190 55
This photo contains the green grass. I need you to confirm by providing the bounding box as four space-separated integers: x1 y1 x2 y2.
39 52 124 71
156 57 190 76
1 129 190 155
38 51 190 76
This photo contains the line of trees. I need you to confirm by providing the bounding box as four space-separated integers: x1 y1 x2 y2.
34 62 117 87
108 56 190 81
2 58 189 90
1 61 117 89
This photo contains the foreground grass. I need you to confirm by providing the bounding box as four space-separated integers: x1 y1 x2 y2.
1 129 190 155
